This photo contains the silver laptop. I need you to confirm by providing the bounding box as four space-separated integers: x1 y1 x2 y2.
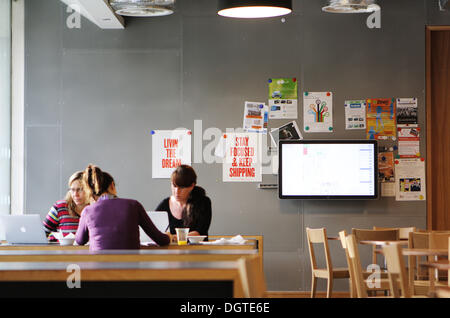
139 211 169 244
0 214 49 244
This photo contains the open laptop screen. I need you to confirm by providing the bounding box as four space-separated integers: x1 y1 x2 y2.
0 215 49 244
139 211 169 244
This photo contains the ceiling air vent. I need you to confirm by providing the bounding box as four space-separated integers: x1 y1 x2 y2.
322 0 380 13
110 0 175 17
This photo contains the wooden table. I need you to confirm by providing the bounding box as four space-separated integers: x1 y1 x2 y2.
402 248 448 257
0 241 257 251
0 260 245 298
0 235 264 272
359 240 409 246
0 249 258 263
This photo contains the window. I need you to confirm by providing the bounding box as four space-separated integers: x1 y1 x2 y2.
0 0 11 215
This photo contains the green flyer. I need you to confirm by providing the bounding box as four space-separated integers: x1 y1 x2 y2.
268 78 298 119
268 78 298 100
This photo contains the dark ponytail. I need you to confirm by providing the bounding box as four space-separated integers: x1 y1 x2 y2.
182 186 206 228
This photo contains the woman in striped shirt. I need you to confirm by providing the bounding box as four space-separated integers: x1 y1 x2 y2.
43 171 89 242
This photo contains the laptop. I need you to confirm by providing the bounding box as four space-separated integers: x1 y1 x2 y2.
0 214 49 245
139 211 169 244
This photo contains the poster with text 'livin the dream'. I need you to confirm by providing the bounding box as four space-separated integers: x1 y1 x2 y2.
152 130 191 178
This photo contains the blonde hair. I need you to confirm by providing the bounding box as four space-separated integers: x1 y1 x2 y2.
82 164 115 201
64 171 88 217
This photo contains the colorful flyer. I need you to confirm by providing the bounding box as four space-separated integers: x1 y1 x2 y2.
223 132 262 182
268 78 298 119
243 101 268 134
396 98 418 124
303 92 333 132
366 98 396 140
395 158 426 201
378 152 395 183
152 130 191 178
344 100 366 130
397 124 420 158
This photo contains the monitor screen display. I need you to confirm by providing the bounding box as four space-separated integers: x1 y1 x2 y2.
279 140 378 200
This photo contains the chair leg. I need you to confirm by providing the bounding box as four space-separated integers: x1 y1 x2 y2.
349 278 356 298
327 277 333 298
311 276 317 298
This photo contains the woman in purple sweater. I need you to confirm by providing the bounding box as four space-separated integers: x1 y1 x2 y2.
75 164 171 251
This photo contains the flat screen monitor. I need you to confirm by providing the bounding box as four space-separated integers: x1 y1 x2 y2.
279 140 378 200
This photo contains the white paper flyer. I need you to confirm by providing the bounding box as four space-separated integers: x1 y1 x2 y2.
303 92 333 132
395 158 426 201
243 101 268 133
344 100 366 130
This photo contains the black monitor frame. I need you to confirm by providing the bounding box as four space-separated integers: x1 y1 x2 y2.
278 139 379 200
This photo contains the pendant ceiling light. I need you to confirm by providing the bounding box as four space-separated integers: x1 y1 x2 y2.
110 0 175 17
218 0 292 19
322 0 380 13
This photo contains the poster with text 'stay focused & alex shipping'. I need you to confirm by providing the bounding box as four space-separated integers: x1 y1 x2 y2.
223 132 262 182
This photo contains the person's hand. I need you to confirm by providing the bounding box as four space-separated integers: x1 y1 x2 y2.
166 231 176 243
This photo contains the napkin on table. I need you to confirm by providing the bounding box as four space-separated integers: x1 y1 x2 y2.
200 235 247 245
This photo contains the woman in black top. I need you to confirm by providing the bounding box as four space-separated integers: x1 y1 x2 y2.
155 165 212 237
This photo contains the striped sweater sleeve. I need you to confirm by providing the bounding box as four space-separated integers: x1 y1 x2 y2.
43 205 59 238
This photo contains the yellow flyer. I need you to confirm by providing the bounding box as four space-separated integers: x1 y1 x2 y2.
366 98 396 140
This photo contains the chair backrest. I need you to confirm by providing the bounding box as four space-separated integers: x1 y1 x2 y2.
429 232 450 249
382 244 411 298
373 226 416 240
306 227 332 272
352 228 400 266
237 255 267 298
408 231 429 249
345 234 368 298
352 228 399 242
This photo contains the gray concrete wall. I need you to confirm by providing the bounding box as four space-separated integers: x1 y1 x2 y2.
24 0 449 291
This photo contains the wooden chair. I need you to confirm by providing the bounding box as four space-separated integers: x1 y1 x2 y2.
352 228 399 266
383 243 429 298
338 230 357 297
306 228 350 298
434 237 450 298
408 231 430 295
339 230 390 297
237 255 267 298
345 234 370 298
382 243 412 297
428 232 450 287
